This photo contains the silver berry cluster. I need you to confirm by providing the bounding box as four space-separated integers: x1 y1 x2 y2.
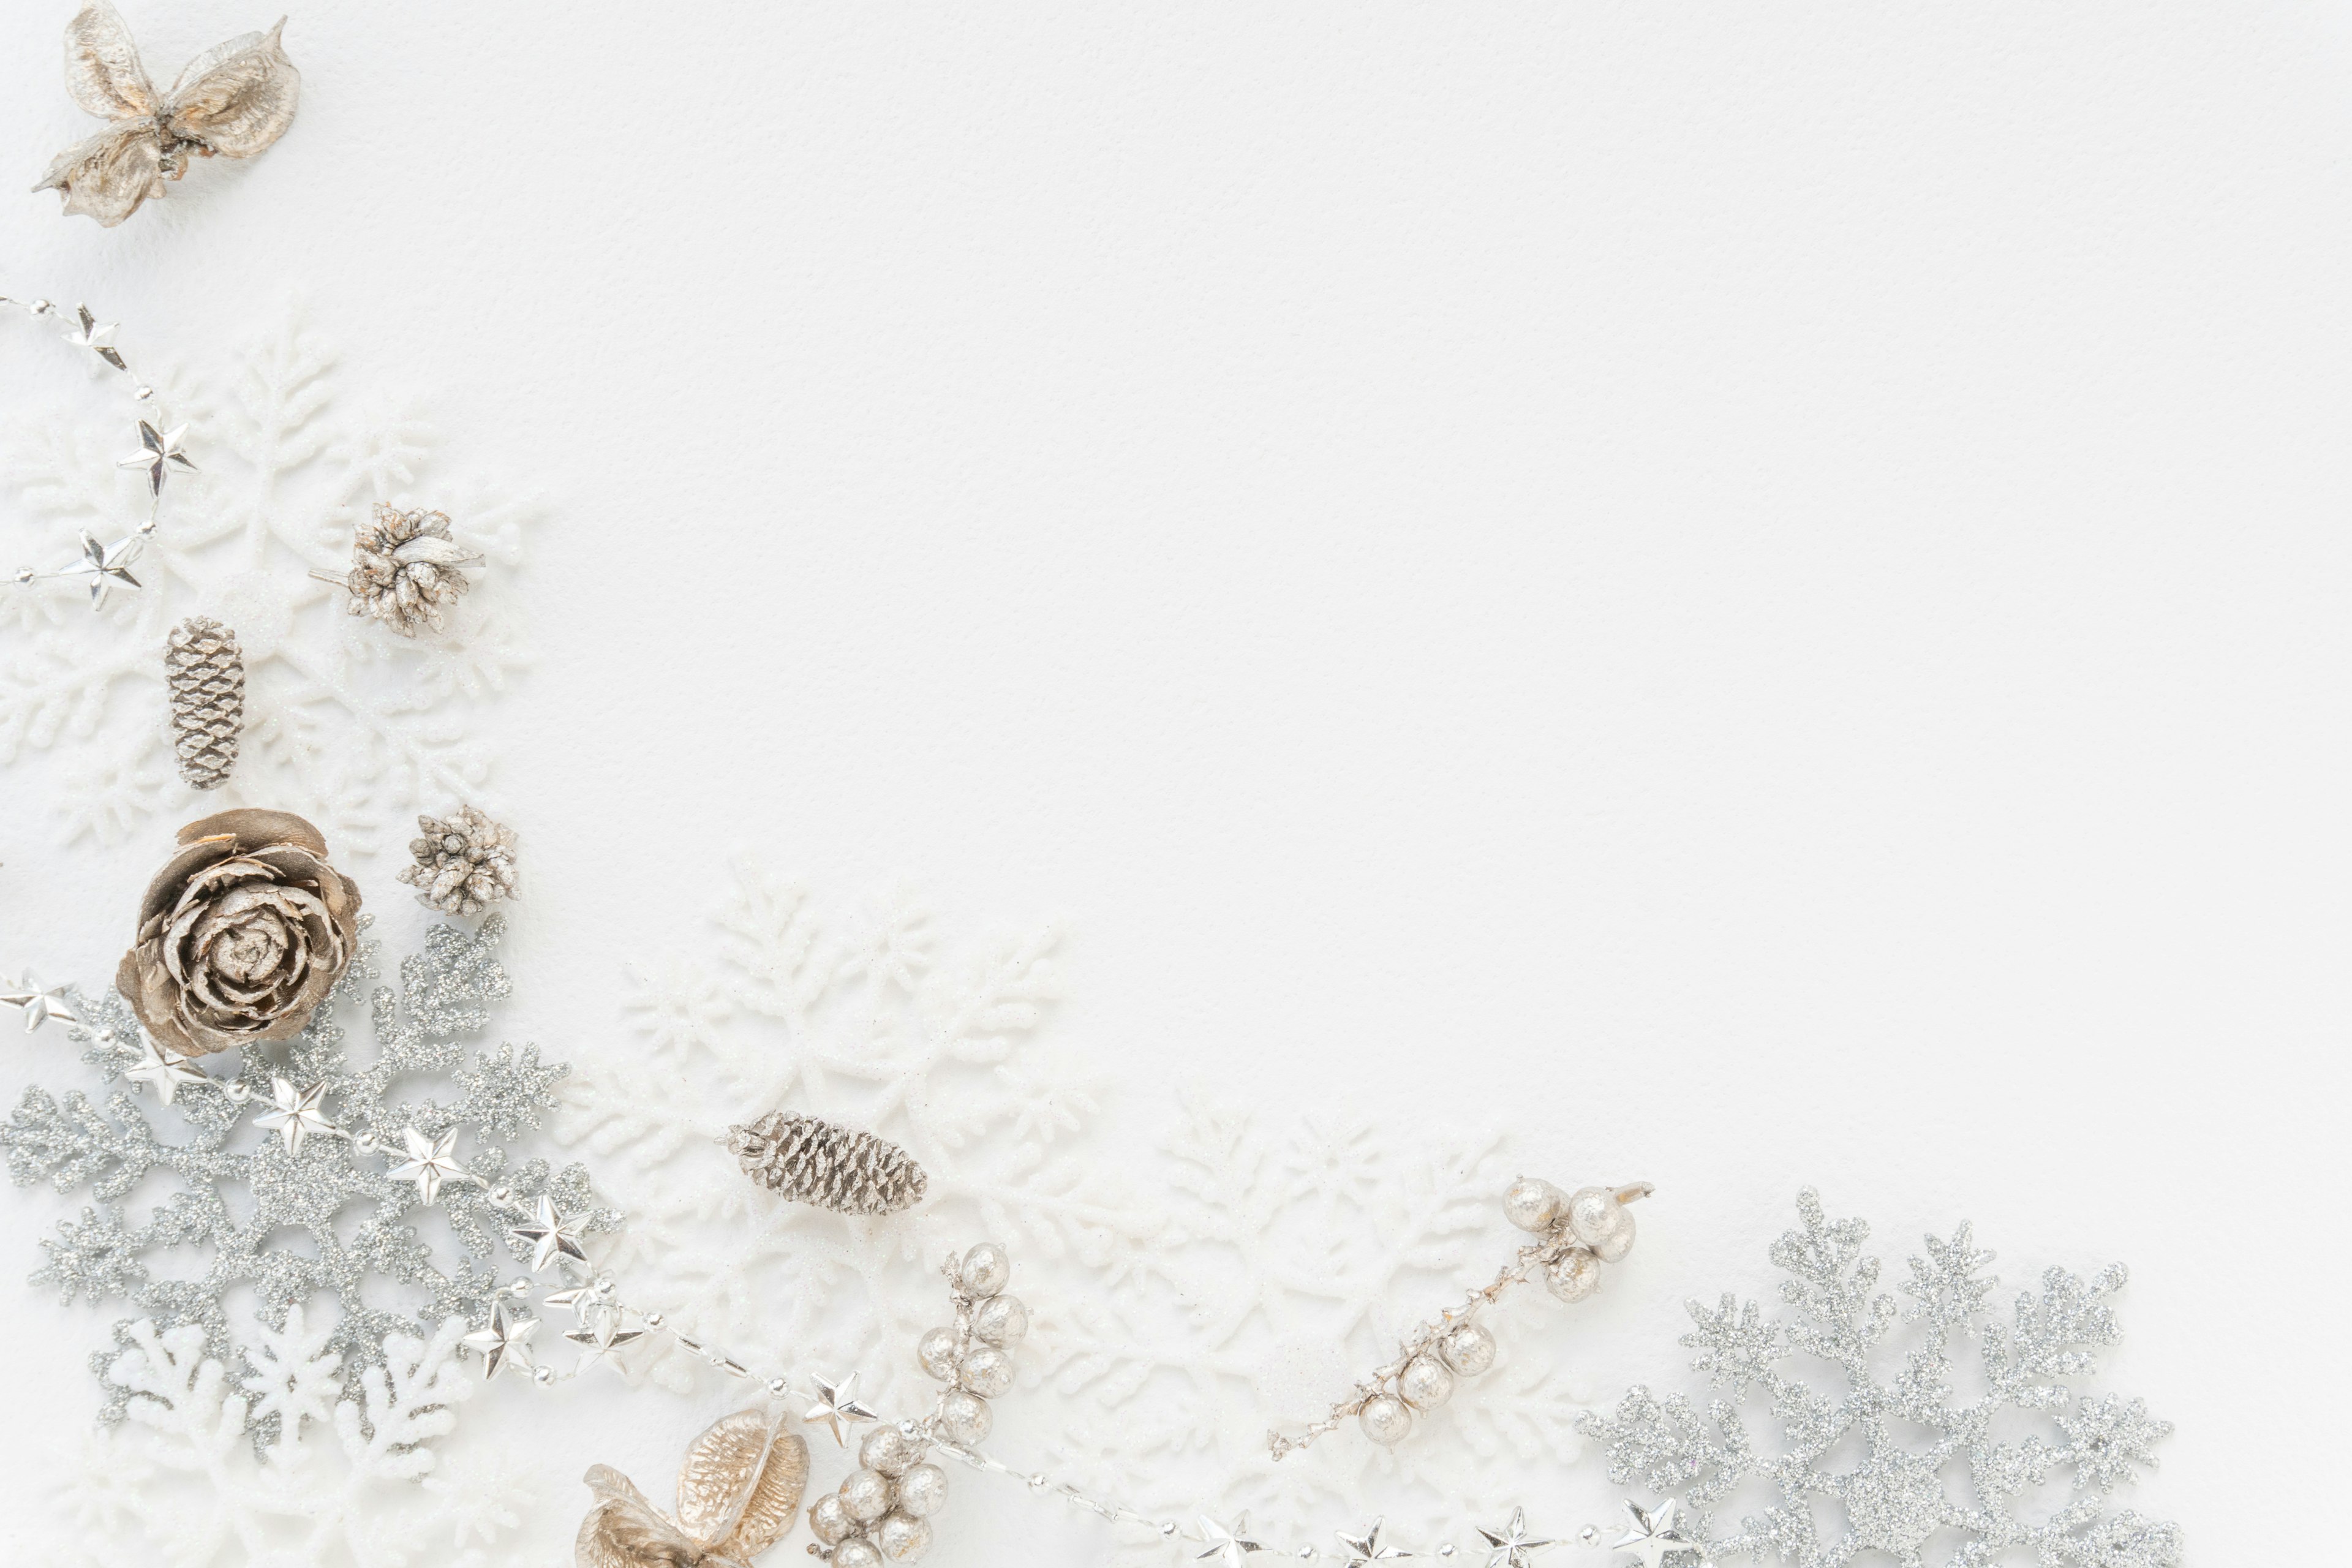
808 1243 1026 1566
1271 1176 1650 1458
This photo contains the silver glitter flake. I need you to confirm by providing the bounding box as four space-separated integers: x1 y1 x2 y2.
1580 1189 2179 1568
0 915 612 1442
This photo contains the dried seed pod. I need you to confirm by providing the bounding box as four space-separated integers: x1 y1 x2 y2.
397 805 519 916
331 502 481 636
164 616 243 790
726 1112 927 1216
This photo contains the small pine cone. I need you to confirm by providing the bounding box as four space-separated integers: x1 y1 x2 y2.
726 1112 928 1216
342 503 481 636
396 804 518 916
165 617 244 790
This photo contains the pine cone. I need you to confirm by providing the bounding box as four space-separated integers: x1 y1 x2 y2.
397 805 518 916
340 503 481 636
165 617 244 790
726 1112 928 1216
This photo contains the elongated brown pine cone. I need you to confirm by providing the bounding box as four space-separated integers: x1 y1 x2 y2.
726 1112 928 1216
165 617 244 790
116 809 362 1057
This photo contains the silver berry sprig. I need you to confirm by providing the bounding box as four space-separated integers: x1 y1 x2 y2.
1268 1175 1652 1458
2 294 194 610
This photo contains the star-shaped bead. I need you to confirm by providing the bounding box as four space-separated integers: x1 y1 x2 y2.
1335 1519 1412 1564
541 1284 606 1321
1195 1515 1265 1568
253 1076 335 1154
118 420 194 494
565 1311 646 1371
1477 1508 1555 1568
1610 1499 1698 1568
121 1035 206 1103
64 305 127 371
461 1303 539 1381
802 1372 879 1445
507 1194 590 1272
61 531 142 608
386 1126 466 1204
1 978 78 1033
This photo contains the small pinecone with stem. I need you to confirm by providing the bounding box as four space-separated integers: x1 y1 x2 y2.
726 1112 928 1216
165 617 244 790
341 503 481 636
396 805 518 916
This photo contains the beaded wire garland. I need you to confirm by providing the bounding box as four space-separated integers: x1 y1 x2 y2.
2 291 193 608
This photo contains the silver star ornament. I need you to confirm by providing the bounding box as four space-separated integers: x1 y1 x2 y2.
1195 1514 1265 1568
507 1193 590 1272
121 1036 206 1103
1336 1519 1412 1565
461 1302 539 1381
118 420 194 494
386 1126 466 1204
565 1311 646 1371
1477 1509 1555 1568
253 1077 335 1153
64 305 127 371
61 530 142 608
802 1372 879 1445
1 978 79 1033
1610 1499 1700 1568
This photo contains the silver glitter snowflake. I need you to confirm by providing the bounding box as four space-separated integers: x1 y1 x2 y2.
0 914 611 1441
1580 1189 2179 1568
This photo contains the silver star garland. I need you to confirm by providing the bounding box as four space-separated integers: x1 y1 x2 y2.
0 914 616 1441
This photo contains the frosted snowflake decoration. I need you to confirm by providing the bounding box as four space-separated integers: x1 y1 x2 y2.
0 306 537 851
563 859 1606 1564
0 915 611 1438
1579 1189 2179 1568
32 1310 535 1568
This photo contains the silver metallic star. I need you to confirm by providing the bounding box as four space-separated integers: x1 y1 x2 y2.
252 1076 335 1153
118 420 194 494
64 306 127 371
386 1126 465 1204
121 1035 206 1103
461 1303 539 1381
1195 1515 1265 1568
1477 1509 1555 1568
802 1371 879 1445
1610 1500 1698 1568
1336 1520 1412 1565
507 1193 589 1272
565 1311 646 1370
1 978 78 1033
60 530 142 608
541 1284 605 1321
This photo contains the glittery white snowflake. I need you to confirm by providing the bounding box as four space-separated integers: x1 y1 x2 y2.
0 305 537 851
1579 1189 2179 1568
0 915 609 1436
560 860 1607 1564
31 1308 535 1568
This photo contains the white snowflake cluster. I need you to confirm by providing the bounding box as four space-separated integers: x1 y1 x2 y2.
0 307 537 851
1580 1189 2177 1568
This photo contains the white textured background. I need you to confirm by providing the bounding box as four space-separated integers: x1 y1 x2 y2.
2 1 2347 1561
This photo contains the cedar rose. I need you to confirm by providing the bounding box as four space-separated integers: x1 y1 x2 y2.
116 809 362 1057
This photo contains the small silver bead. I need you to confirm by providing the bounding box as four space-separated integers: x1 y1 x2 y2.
1578 1526 1602 1546
859 1423 924 1479
533 1365 555 1385
1161 1524 1179 1539
1358 1393 1412 1446
507 1278 532 1298
135 518 158 535
29 300 51 315
10 568 32 586
1438 1545 1455 1559
644 1311 664 1329
489 1186 513 1206
594 1274 616 1294
809 1493 854 1545
1438 1321 1497 1378
957 1243 1012 1298
769 1377 791 1397
1299 1549 1317 1560
832 1539 884 1568
933 1389 992 1445
134 385 154 400
876 1512 932 1563
971 1293 1028 1348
